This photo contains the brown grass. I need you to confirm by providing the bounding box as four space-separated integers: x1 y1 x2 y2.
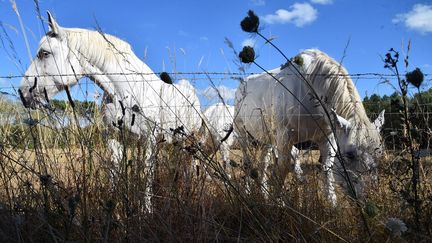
0 107 430 242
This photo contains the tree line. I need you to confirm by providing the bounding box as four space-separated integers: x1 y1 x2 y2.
363 89 432 150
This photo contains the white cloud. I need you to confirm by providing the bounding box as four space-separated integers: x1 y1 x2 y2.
393 4 432 35
262 3 318 27
251 0 265 6
178 30 189 37
310 0 333 5
200 36 209 41
202 85 236 102
242 38 256 47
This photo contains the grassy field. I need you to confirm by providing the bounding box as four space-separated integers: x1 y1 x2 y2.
1 114 431 242
1 81 431 242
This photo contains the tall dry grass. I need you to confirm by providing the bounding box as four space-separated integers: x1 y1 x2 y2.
0 99 429 242
0 4 431 242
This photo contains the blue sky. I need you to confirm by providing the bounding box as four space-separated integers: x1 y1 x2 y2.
0 0 431 107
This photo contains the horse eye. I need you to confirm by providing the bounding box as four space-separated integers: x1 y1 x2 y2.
37 50 51 59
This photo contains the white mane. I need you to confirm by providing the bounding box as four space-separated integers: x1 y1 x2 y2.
299 49 381 151
62 28 133 71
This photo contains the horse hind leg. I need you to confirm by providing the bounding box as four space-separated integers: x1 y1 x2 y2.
261 143 291 198
143 135 157 213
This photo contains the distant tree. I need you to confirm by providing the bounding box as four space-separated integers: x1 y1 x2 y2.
50 99 98 117
363 88 432 150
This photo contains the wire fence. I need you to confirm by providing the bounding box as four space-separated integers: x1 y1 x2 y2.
1 71 430 80
2 70 432 134
1 71 430 96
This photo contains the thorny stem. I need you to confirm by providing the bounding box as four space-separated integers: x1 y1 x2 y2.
394 63 421 229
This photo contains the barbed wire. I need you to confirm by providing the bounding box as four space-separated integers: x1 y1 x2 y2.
1 71 430 80
1 71 431 92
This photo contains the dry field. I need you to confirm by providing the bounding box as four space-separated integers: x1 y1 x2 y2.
1 129 430 242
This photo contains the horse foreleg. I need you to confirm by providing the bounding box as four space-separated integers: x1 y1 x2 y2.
261 144 274 198
220 141 232 179
320 133 338 207
144 135 157 213
291 146 304 181
107 139 123 184
237 131 253 194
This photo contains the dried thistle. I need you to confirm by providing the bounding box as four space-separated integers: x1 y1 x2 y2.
239 46 255 64
406 67 424 89
250 168 259 179
292 55 304 66
240 10 260 33
160 72 173 84
385 217 407 237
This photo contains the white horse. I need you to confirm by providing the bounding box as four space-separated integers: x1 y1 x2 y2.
200 102 302 181
18 12 202 211
202 103 236 168
235 49 384 205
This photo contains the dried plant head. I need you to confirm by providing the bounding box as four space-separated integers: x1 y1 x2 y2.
241 10 260 33
160 72 173 84
239 46 255 64
406 67 424 89
292 55 304 66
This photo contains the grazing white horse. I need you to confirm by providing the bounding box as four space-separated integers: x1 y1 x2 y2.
202 103 236 168
18 12 202 211
235 49 384 205
200 102 302 181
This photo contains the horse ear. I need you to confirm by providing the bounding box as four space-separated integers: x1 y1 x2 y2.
373 109 385 131
330 108 351 133
47 11 63 37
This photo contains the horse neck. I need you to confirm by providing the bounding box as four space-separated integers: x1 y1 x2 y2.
74 36 163 106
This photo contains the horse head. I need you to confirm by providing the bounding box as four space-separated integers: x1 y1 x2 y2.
331 109 385 197
19 11 83 108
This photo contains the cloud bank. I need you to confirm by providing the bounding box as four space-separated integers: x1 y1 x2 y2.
202 85 237 102
393 4 432 34
310 0 333 5
262 3 318 27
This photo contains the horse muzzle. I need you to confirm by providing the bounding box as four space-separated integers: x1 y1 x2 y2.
18 88 40 109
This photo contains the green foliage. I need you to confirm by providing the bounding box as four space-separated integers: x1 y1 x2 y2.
50 99 98 116
364 92 402 149
363 89 432 150
364 201 379 218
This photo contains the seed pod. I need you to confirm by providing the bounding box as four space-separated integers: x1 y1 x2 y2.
239 46 255 64
131 113 136 127
406 67 424 89
160 72 173 84
250 168 259 179
240 10 259 33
